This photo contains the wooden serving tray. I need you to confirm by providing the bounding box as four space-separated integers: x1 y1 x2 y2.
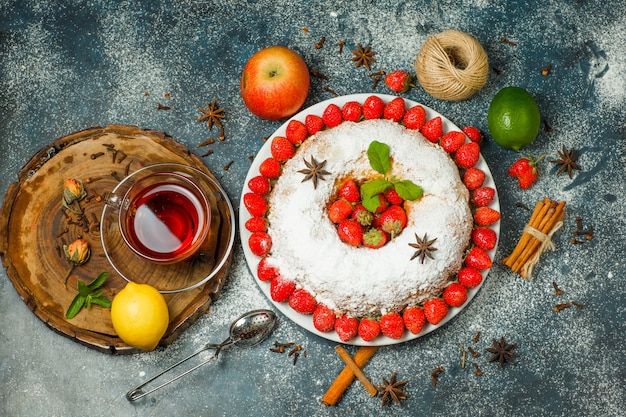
0 125 232 354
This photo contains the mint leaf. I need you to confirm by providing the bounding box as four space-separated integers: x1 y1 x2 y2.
77 280 91 297
91 296 112 308
394 180 423 201
65 272 111 320
87 272 108 290
360 178 392 199
362 193 382 212
66 294 86 319
367 141 391 175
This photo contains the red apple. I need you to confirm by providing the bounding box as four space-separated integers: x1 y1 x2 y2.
240 46 310 120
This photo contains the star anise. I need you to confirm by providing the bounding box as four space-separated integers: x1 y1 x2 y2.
197 99 225 138
376 372 408 406
297 156 330 189
485 337 517 368
350 43 377 70
409 233 438 263
550 145 581 179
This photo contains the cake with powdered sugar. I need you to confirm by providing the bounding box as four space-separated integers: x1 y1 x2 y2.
266 119 473 318
243 96 498 342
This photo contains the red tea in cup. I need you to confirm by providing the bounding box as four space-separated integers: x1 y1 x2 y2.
120 172 210 263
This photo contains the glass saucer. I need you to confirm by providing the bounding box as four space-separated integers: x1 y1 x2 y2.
101 163 235 293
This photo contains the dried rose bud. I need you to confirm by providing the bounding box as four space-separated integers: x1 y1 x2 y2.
63 179 87 213
62 238 91 286
64 238 91 266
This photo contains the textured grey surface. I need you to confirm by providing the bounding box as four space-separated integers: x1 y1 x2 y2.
1 1 625 416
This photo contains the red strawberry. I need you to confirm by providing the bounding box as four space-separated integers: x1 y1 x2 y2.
285 119 308 145
249 232 272 257
362 95 385 119
257 256 279 281
338 179 361 203
380 312 405 339
508 154 546 189
440 131 466 153
305 114 324 135
471 227 497 251
313 304 336 332
383 97 406 122
474 207 501 226
421 116 442 143
358 318 381 342
351 203 373 226
379 205 407 238
342 101 363 122
288 288 317 314
403 306 426 334
517 172 537 189
322 103 343 128
245 216 268 233
373 194 389 214
462 126 482 143
334 314 358 342
458 266 483 288
384 70 413 93
403 105 427 130
463 167 486 191
248 175 270 195
423 298 448 325
465 246 493 270
455 142 480 168
384 188 404 205
362 228 389 249
259 157 281 179
337 219 363 246
270 275 295 302
328 199 353 223
472 186 496 207
270 136 295 161
243 192 268 217
443 282 468 307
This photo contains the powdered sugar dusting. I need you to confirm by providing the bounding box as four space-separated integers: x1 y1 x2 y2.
266 119 472 317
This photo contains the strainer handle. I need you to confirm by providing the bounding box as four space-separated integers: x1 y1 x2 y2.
126 338 232 401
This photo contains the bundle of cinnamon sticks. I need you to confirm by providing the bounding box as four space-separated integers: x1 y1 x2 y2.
503 198 566 279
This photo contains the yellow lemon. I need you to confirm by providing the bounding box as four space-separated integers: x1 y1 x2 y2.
487 86 541 150
111 282 169 351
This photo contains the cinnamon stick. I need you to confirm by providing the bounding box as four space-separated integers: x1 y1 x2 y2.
503 198 549 268
321 346 379 406
512 201 564 273
334 346 378 397
503 198 566 278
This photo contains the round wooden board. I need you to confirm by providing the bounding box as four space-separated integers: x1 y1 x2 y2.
0 125 233 354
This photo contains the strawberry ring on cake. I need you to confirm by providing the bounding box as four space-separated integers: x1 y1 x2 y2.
240 94 500 346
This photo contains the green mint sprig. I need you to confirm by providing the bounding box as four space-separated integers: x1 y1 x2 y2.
361 141 423 212
65 272 112 319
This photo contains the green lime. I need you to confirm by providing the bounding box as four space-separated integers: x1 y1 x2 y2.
487 86 541 150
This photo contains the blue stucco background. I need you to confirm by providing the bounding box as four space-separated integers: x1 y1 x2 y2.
1 1 624 416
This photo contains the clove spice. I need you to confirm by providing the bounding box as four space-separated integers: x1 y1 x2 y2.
431 366 443 387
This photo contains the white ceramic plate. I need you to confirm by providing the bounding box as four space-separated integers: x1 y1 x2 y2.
240 93 500 346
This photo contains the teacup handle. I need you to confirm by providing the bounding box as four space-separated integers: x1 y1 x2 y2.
105 192 126 211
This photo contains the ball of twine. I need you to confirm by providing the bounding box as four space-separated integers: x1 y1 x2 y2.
415 30 489 101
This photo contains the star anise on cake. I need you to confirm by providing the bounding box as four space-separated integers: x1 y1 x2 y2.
550 145 581 178
298 156 330 189
350 43 377 70
376 372 408 406
197 99 225 139
485 337 517 368
408 233 438 263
